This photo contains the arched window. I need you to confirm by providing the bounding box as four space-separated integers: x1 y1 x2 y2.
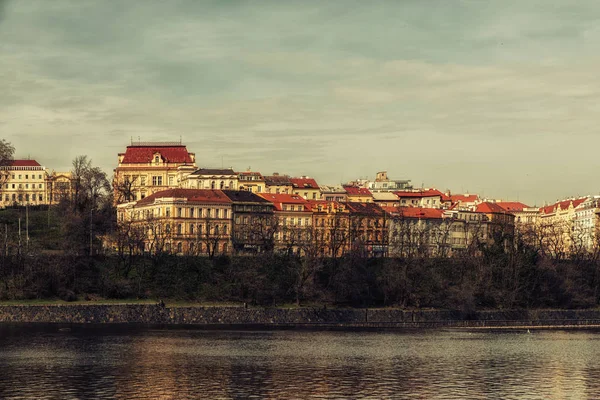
189 242 195 254
211 181 216 189
177 242 183 253
220 181 224 189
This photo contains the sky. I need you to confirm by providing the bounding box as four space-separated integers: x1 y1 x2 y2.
1 0 600 206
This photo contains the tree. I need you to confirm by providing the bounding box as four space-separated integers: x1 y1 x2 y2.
0 139 15 194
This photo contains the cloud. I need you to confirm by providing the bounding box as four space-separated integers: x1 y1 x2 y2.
1 0 600 204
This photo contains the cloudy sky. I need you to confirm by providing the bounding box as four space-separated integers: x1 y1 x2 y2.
1 0 600 205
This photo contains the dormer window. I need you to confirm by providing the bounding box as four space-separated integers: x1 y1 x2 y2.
153 154 161 164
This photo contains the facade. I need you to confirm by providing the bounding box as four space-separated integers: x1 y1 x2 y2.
258 193 312 255
394 189 445 208
238 171 266 193
308 200 387 257
372 191 400 207
320 185 348 202
113 142 197 204
343 186 373 203
181 168 238 190
116 189 232 256
573 197 600 253
264 173 294 195
537 198 587 258
290 177 321 200
0 160 49 207
46 171 74 204
222 190 275 253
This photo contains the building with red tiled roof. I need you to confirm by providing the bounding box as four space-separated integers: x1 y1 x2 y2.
116 189 232 257
291 177 321 200
113 142 197 204
258 193 312 255
264 173 294 195
344 185 373 203
0 159 50 207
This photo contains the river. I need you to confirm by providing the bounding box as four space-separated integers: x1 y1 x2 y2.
0 324 598 399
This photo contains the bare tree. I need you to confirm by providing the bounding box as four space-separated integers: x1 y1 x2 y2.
0 139 15 196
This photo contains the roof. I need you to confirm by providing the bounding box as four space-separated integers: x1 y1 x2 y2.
372 192 399 201
290 177 320 190
221 190 272 204
136 189 231 206
320 185 347 194
394 207 445 219
450 194 479 203
264 174 292 186
495 202 530 212
121 144 194 164
0 159 42 167
345 202 385 216
540 198 587 214
394 189 444 198
344 186 373 196
257 193 310 211
191 168 236 176
475 202 509 214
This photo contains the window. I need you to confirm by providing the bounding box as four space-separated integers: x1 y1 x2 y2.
25 184 29 189
166 208 170 217
39 184 43 189
223 210 228 219
140 176 146 186
220 181 224 189
152 176 163 186
165 224 171 233
25 175 28 179
190 208 195 218
154 155 160 164
190 224 194 235
38 174 42 179
206 209 212 218
168 176 174 186
177 224 182 234
177 208 182 217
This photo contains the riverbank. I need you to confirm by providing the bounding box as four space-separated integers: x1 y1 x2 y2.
1 304 600 329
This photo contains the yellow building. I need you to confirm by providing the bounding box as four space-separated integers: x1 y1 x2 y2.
0 159 49 207
264 173 294 195
116 189 232 256
291 177 321 200
238 170 266 193
113 141 197 204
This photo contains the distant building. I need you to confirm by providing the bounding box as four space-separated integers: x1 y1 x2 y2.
116 188 233 256
238 171 266 193
47 171 74 204
0 160 49 207
343 186 373 203
290 177 321 200
320 185 348 202
394 189 446 208
346 171 412 192
181 168 238 190
113 141 197 204
264 173 294 195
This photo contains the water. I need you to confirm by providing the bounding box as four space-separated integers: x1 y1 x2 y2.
0 325 599 399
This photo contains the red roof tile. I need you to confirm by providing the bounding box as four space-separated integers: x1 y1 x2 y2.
257 193 310 211
495 202 530 212
1 159 42 167
475 202 509 214
540 198 587 215
394 207 444 219
121 145 194 164
136 189 231 206
450 194 479 203
290 177 320 190
344 186 372 196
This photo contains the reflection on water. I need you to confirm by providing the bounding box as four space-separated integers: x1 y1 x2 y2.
0 325 599 399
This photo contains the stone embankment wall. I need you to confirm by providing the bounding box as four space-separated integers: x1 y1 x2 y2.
1 305 600 328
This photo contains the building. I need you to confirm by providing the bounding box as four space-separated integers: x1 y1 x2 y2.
346 171 412 192
46 171 74 204
264 173 294 195
222 190 275 253
258 193 312 255
238 171 266 193
372 191 400 207
537 198 587 258
290 177 321 200
394 189 446 208
116 188 232 257
344 186 373 203
0 159 49 207
320 185 348 202
113 141 197 204
308 200 387 257
448 193 480 210
181 168 238 190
